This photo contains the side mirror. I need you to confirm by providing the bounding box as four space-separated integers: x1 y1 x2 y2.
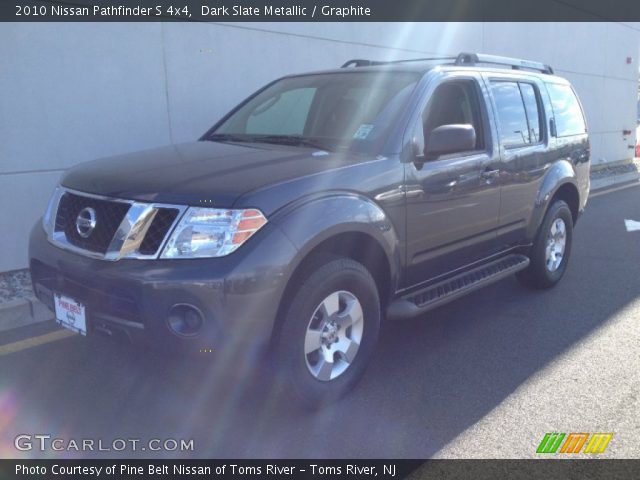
425 124 476 158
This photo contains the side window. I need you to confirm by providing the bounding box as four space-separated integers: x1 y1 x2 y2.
490 81 532 147
519 83 542 143
546 83 587 137
418 80 485 158
245 87 316 135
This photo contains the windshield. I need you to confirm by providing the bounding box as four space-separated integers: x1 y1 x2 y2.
206 71 421 153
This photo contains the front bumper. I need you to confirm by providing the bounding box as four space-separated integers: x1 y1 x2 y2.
29 221 298 353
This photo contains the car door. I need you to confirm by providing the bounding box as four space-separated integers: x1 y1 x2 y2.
483 75 550 248
404 72 502 287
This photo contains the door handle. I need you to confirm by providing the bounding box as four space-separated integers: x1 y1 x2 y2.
480 169 500 181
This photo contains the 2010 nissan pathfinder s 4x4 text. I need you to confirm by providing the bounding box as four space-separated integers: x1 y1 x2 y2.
30 53 590 405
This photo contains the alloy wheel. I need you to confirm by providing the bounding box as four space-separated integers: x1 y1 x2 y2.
304 290 364 381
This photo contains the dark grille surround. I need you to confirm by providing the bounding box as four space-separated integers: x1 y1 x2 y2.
138 208 179 255
55 192 130 254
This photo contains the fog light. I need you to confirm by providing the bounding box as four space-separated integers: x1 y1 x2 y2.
166 304 204 337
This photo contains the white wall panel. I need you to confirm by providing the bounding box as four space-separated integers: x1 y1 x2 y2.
0 22 638 271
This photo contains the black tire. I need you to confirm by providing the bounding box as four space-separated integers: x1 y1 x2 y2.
517 200 573 289
273 256 381 408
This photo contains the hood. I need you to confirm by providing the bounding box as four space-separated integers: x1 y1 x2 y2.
61 141 363 207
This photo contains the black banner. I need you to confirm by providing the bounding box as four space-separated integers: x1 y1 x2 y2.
2 460 423 480
4 0 640 22
1 460 640 480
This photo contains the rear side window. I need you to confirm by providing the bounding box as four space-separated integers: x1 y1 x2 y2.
519 83 542 143
546 83 586 137
491 81 542 147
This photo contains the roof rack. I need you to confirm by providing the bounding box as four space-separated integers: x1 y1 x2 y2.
340 52 554 75
341 59 387 68
341 56 456 69
454 52 554 74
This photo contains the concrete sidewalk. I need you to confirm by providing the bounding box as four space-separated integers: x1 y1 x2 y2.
591 171 640 191
1 160 639 333
590 158 640 192
0 296 52 332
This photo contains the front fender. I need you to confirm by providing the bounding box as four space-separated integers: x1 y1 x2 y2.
526 159 578 241
272 193 402 292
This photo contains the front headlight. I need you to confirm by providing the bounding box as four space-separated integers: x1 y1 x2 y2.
161 207 267 259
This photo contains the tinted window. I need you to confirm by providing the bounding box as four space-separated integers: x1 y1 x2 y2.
490 81 531 146
546 83 586 137
246 88 316 135
419 80 484 156
519 83 542 143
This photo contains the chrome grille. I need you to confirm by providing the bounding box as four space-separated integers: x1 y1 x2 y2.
55 192 130 254
47 188 186 261
138 208 180 255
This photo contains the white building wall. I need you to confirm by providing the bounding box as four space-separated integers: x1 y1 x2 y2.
1 22 638 271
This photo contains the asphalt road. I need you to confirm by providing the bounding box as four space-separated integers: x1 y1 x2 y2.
1 184 639 459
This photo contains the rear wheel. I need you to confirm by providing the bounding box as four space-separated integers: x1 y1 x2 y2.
274 257 380 407
517 200 573 289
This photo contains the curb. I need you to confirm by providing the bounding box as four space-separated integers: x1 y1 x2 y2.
590 171 640 194
0 296 52 333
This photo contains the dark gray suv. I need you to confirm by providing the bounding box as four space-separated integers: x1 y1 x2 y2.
30 53 590 405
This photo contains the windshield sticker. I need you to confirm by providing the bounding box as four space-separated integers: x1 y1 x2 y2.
353 124 374 140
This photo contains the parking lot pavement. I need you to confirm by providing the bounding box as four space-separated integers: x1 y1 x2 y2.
0 184 639 459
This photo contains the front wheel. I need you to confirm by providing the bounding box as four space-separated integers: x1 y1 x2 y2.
274 257 381 407
517 200 573 289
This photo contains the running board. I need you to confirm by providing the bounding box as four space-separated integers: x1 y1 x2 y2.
387 254 530 321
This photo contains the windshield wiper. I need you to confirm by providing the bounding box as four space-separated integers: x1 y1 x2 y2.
207 133 334 152
250 135 333 151
206 133 255 143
